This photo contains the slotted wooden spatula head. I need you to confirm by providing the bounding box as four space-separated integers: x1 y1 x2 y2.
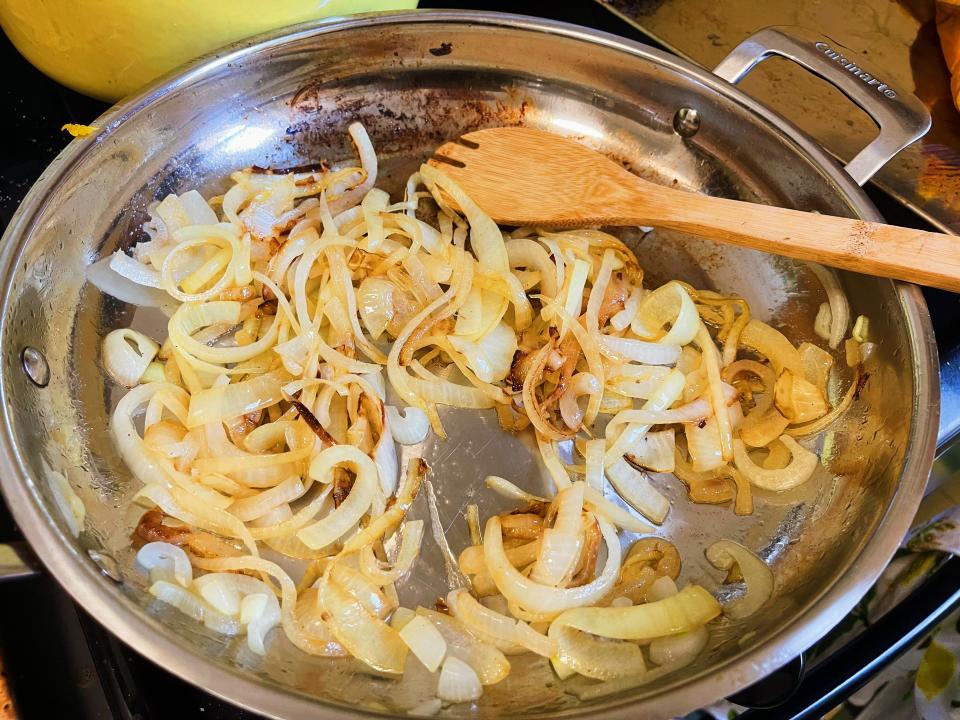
427 126 658 227
426 126 960 293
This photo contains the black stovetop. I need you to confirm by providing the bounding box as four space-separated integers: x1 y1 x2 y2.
0 2 958 719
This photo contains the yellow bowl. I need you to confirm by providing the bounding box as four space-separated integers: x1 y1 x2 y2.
0 0 418 102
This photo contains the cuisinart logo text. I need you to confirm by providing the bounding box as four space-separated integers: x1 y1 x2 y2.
814 42 897 98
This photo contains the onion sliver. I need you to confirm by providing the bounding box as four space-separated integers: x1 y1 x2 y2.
649 625 709 667
186 369 288 428
448 589 556 658
806 262 849 350
732 436 819 491
149 580 241 635
705 539 774 619
599 336 681 366
603 369 686 465
297 445 377 549
483 475 548 504
739 320 804 377
399 614 447 672
605 458 669 525
386 405 430 445
359 520 424 585
530 483 584 586
581 483 653 533
319 571 407 674
229 475 305 522
416 608 511 685
438 656 483 703
632 281 699 345
483 515 621 615
548 584 720 641
136 541 192 587
102 329 160 388
551 624 647 680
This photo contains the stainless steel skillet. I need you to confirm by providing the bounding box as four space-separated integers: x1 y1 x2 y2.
0 11 939 719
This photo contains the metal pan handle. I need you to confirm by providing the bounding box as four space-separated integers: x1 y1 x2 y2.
0 540 41 580
712 26 930 186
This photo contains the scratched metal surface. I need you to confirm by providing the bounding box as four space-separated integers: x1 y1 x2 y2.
599 0 960 235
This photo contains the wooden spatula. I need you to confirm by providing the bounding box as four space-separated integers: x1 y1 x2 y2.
427 126 960 293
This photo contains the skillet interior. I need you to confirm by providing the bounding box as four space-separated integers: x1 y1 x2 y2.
0 12 935 719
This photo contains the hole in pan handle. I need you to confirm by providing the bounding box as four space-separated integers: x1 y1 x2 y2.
712 25 931 187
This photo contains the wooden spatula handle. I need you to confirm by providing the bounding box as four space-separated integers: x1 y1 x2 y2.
628 188 960 293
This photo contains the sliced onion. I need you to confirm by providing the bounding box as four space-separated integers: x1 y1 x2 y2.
733 436 819 491
386 405 430 445
484 515 620 615
298 445 377 549
319 571 407 674
551 624 647 680
559 259 590 338
448 322 517 384
706 539 774 619
102 329 160 388
598 336 681 366
192 572 272 616
695 323 733 462
416 608 510 685
605 364 672 400
359 520 424 585
136 541 192 587
581 484 653 534
438 656 483 702
649 625 709 667
632 281 699 345
548 584 721 641
87 254 175 311
328 122 378 214
407 698 443 717
559 373 601 430
605 457 669 524
624 430 675 473
374 410 399 497
798 342 833 391
603 369 686 465
420 164 531 329
774 371 828 424
149 580 241 635
45 466 85 538
610 287 642 332
229 475 305 522
583 439 605 491
739 320 804 377
483 475 548 504
186 368 288 428
398 614 448 672
684 418 724 473
531 483 584 586
447 589 556 658
806 262 849 350
109 250 162 288
505 237 558 298
390 606 417 631
585 249 620 330
242 591 282 655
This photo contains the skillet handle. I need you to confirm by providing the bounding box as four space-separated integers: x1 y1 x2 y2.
712 26 930 186
0 541 42 580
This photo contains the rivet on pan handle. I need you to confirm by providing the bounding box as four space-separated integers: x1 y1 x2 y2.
713 26 931 186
